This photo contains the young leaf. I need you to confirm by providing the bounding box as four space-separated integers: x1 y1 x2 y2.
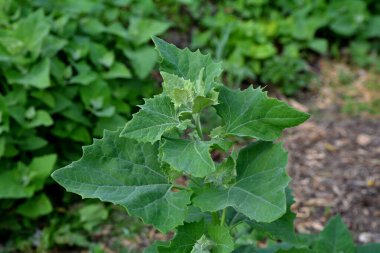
161 72 194 108
52 129 191 233
152 36 222 94
160 138 215 178
215 87 309 141
120 94 182 143
193 141 290 223
314 216 355 253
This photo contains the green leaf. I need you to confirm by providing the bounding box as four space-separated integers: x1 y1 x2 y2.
0 137 5 158
26 110 53 128
120 94 182 143
0 10 50 56
6 58 51 89
19 136 48 150
314 216 355 253
193 95 217 114
144 241 170 253
275 248 312 253
248 188 298 244
160 138 215 178
0 154 56 198
158 222 233 253
356 243 380 253
128 18 170 46
215 87 309 141
90 43 114 68
249 43 276 60
124 46 157 79
78 203 108 231
103 62 132 79
16 193 53 218
205 155 236 186
308 39 328 54
81 17 106 35
207 224 234 253
162 72 194 108
28 154 58 191
193 141 290 223
52 129 191 233
153 36 222 94
366 16 380 38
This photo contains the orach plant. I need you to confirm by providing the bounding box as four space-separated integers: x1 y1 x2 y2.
52 38 376 253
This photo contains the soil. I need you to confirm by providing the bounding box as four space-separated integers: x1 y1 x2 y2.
281 60 380 243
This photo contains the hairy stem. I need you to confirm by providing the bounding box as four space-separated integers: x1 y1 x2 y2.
194 114 203 139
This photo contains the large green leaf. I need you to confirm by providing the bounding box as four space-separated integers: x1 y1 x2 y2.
160 138 215 178
314 216 355 253
158 222 234 253
152 36 222 94
120 94 184 143
248 188 298 244
193 141 289 223
52 129 191 233
214 87 309 141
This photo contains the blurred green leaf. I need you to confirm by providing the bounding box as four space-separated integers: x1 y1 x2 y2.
16 193 53 218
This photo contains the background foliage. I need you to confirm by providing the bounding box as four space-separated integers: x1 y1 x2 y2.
0 0 379 252
189 0 380 94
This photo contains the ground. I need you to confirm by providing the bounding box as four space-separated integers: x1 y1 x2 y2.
282 60 380 243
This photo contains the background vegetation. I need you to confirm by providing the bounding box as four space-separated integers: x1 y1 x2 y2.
0 0 379 252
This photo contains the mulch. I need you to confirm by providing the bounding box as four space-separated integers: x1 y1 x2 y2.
280 61 380 243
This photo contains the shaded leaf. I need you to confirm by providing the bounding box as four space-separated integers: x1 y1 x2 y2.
16 193 53 218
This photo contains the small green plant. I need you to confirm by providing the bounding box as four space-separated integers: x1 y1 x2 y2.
52 38 378 253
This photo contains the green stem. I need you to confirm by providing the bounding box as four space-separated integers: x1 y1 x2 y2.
194 114 203 139
220 208 226 226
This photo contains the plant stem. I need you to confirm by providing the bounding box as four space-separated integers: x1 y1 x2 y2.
220 208 226 226
194 114 203 139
